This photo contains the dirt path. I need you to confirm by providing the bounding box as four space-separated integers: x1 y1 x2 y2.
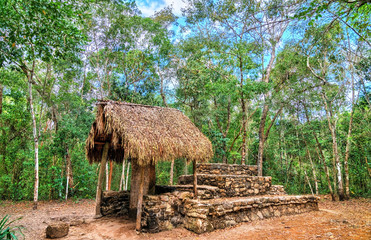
1 196 370 239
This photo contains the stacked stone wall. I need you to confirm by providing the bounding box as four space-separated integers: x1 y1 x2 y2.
178 175 272 197
197 163 257 176
141 191 193 232
101 191 130 217
183 195 319 233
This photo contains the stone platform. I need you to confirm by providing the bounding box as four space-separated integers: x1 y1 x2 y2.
139 191 319 233
100 163 319 234
183 195 319 233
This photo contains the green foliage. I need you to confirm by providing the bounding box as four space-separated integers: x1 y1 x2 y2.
0 0 88 67
294 0 371 43
0 0 370 203
0 215 23 240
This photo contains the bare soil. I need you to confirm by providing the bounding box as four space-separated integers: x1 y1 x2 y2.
0 195 370 240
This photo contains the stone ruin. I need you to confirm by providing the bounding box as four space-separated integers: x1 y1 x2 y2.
101 163 319 234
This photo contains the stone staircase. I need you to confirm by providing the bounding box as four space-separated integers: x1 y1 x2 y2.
178 163 285 198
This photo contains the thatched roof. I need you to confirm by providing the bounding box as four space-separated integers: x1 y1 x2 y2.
86 100 213 166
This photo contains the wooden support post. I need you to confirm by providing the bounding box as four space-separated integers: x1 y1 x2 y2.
108 160 113 190
125 161 130 191
136 166 145 231
193 160 197 199
119 160 126 191
148 163 156 195
95 142 109 217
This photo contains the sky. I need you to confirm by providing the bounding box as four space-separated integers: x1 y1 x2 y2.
136 0 188 17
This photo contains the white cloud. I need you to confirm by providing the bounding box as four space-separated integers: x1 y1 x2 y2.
137 0 188 17
163 0 188 16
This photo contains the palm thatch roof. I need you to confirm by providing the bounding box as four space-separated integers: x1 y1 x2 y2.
86 100 213 166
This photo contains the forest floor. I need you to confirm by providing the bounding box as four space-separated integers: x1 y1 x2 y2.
0 195 370 240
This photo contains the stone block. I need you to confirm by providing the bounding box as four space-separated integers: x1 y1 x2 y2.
46 222 69 239
185 217 213 233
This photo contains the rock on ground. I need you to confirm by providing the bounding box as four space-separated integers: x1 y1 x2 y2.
46 222 69 239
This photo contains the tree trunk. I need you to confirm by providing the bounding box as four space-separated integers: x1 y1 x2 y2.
365 154 371 178
313 134 336 200
0 84 4 177
285 156 294 185
119 160 126 191
239 56 248 164
306 146 318 195
65 148 73 200
344 112 353 200
244 115 252 165
95 142 109 216
279 129 284 175
160 74 168 107
223 143 228 164
322 94 344 200
28 66 39 210
169 159 174 185
303 102 336 200
257 104 282 176
65 174 69 201
245 135 249 165
65 176 69 200
0 84 3 115
344 62 355 199
213 97 232 164
304 169 314 195
257 104 269 176
257 41 277 176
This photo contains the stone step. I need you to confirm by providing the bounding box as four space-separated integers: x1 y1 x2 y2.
197 163 257 176
183 195 320 233
267 185 286 195
178 174 272 197
171 184 218 191
155 185 219 199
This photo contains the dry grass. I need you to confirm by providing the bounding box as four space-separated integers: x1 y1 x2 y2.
86 100 213 166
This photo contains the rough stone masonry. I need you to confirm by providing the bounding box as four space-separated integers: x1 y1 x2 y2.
100 163 319 234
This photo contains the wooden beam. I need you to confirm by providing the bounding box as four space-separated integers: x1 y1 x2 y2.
193 160 197 199
95 142 109 217
136 165 145 231
94 141 106 145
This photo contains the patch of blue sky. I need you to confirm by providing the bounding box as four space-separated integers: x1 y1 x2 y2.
136 0 188 41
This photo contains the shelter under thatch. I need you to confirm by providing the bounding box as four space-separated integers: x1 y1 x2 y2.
86 100 213 230
86 100 213 166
